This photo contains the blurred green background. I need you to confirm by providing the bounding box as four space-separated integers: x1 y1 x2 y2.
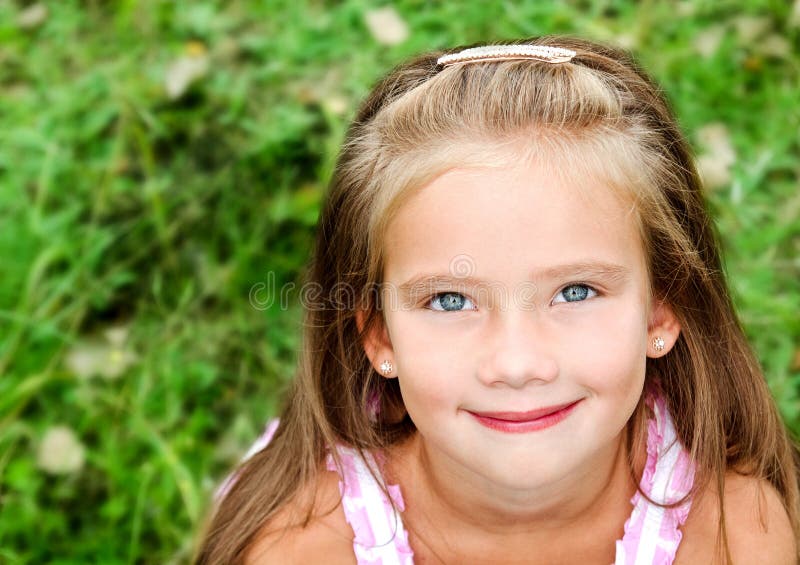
1 0 798 563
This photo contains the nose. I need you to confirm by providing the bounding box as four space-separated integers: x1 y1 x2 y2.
476 309 559 388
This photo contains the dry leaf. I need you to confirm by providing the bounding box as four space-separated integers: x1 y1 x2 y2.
322 95 348 115
614 33 637 50
676 2 695 17
791 0 800 29
165 44 210 100
364 6 409 46
37 426 86 475
103 347 137 379
184 40 207 57
104 325 129 347
759 34 791 58
743 55 763 72
698 123 736 165
696 155 732 191
696 123 736 190
17 4 48 29
65 329 137 380
733 15 770 43
66 340 108 380
693 25 725 59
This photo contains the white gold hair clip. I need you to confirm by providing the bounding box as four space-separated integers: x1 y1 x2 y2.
437 44 576 67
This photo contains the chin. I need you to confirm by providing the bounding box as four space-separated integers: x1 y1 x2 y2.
479 452 579 490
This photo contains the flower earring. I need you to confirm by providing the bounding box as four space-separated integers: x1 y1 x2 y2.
380 360 393 376
652 336 665 352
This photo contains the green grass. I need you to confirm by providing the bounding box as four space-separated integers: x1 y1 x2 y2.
1 0 798 562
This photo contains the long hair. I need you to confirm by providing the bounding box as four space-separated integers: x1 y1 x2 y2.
194 36 800 564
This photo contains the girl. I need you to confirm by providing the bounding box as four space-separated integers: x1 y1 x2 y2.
196 36 799 564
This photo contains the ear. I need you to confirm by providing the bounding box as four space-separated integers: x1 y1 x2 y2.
356 309 398 379
647 299 681 358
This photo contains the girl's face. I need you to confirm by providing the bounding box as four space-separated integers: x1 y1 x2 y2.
367 153 679 490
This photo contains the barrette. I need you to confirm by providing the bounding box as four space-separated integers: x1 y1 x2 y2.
437 44 576 67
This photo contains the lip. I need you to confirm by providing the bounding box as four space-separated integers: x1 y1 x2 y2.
467 399 582 433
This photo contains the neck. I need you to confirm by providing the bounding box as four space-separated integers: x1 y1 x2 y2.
386 426 643 557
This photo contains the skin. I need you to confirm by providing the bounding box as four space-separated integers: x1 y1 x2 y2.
360 153 682 562
245 152 796 564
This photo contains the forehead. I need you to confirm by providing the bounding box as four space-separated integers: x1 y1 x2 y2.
382 155 646 283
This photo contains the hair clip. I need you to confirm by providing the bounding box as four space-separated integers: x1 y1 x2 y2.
437 44 576 67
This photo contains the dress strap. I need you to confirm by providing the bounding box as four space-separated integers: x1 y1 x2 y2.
615 392 696 564
326 445 414 565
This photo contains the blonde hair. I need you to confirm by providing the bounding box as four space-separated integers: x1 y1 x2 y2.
195 36 800 563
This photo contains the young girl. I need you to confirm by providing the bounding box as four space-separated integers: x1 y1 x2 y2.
196 36 799 564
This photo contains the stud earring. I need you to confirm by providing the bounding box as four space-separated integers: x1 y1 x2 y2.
653 336 665 352
380 360 393 376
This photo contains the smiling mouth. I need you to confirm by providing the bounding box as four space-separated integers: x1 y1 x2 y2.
467 399 582 433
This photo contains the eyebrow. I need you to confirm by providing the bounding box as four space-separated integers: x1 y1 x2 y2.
397 261 630 295
398 274 488 296
536 261 630 283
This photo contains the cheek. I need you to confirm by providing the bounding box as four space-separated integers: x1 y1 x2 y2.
576 304 648 393
389 308 474 365
389 315 468 412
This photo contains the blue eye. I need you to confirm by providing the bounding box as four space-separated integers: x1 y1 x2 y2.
428 292 476 312
553 284 597 304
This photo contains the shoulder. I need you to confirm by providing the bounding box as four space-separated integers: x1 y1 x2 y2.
245 469 356 565
677 471 797 564
719 473 797 563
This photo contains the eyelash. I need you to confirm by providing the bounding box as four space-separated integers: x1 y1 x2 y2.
552 283 599 304
426 292 477 312
424 283 600 311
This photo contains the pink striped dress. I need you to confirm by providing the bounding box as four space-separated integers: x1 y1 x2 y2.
230 390 695 564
